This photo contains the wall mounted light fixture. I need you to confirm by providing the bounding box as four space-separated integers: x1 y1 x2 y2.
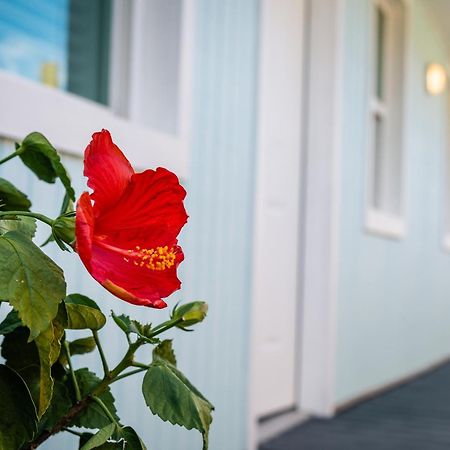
425 63 447 96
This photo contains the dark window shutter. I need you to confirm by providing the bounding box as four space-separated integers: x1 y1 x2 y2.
67 0 112 105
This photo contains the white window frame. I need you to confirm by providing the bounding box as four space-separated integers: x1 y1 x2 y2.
442 91 450 252
365 0 407 239
0 0 194 177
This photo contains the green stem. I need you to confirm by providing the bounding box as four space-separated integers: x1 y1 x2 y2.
110 367 148 384
64 340 81 402
24 340 146 449
0 148 22 165
92 396 121 429
150 317 183 338
91 340 143 396
0 211 54 227
92 330 110 377
131 362 150 369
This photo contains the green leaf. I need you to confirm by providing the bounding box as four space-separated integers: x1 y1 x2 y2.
65 294 106 330
1 327 40 375
70 336 97 356
0 216 37 239
0 177 35 238
0 231 66 340
0 177 31 211
0 365 37 450
59 336 97 366
80 423 116 450
119 426 147 450
0 308 22 335
142 360 214 449
1 315 66 418
34 317 65 417
111 312 158 343
153 340 176 366
79 433 123 450
19 132 75 201
79 427 147 450
38 380 71 432
70 369 120 429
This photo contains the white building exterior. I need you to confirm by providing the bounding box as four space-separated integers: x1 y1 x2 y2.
0 1 450 449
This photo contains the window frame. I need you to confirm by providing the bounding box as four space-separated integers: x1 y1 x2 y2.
0 0 194 177
365 0 408 239
442 91 450 252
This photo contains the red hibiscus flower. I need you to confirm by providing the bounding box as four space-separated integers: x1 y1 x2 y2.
75 130 188 308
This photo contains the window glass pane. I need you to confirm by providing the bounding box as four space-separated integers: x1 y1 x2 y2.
129 0 182 134
67 0 111 105
372 113 385 209
375 6 385 100
0 0 111 105
0 0 69 88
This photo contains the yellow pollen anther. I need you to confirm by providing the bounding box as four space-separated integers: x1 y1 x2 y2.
126 245 177 271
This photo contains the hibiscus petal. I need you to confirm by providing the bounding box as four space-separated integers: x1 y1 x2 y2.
96 167 188 243
88 241 184 308
84 129 134 214
75 192 95 271
102 280 167 308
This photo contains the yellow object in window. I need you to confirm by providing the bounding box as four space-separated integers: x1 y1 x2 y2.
40 62 59 88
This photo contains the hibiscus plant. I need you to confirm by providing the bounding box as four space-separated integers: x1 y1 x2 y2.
0 130 213 450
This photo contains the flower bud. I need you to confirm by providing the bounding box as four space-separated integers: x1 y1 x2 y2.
53 214 76 246
171 301 208 329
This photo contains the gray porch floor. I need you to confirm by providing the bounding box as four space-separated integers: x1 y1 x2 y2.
260 362 450 450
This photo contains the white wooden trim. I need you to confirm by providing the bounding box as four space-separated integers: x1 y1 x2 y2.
126 0 194 139
248 0 306 448
258 410 309 446
370 99 388 117
365 208 407 238
0 71 189 176
442 234 450 253
248 1 345 448
299 0 344 417
178 0 195 141
109 0 132 117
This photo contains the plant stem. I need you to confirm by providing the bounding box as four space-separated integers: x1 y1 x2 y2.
0 148 22 165
0 211 54 227
110 367 148 384
24 398 94 449
150 317 183 338
25 339 145 448
64 340 81 402
92 330 110 377
131 362 150 369
92 396 121 429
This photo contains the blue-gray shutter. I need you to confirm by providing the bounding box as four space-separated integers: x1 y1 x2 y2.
67 0 112 105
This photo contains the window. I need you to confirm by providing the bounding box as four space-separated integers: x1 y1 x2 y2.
366 0 406 238
110 0 184 134
0 0 193 177
0 0 70 88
